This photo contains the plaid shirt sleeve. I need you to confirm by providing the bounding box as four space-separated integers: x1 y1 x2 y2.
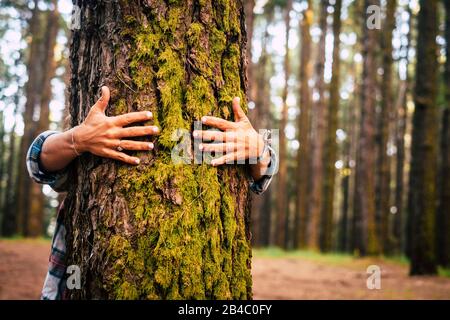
249 146 278 195
41 201 67 300
26 130 70 192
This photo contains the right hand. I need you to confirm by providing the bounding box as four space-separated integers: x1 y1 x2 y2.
72 86 159 165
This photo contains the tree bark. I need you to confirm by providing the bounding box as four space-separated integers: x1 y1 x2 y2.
295 0 313 249
353 0 381 256
64 0 252 299
408 0 439 275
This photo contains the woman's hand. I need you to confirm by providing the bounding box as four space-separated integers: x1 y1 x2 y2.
194 97 271 181
40 86 159 172
72 86 159 165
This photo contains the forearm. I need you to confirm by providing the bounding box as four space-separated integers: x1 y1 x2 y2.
40 128 79 173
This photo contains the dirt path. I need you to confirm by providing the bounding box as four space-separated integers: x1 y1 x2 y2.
0 240 49 299
1 240 449 300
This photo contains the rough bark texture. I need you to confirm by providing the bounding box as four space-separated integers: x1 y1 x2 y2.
353 0 381 256
408 0 438 275
276 0 292 249
321 0 342 253
63 0 252 299
375 0 396 255
437 0 450 268
295 0 313 249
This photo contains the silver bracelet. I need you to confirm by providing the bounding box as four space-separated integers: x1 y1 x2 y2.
256 130 272 162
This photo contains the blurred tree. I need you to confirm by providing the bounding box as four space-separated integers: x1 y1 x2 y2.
408 0 439 275
376 0 396 255
295 0 313 249
437 0 450 268
63 0 252 299
277 0 293 248
311 0 328 252
16 0 42 236
394 4 413 255
27 0 59 237
353 0 381 256
322 0 342 253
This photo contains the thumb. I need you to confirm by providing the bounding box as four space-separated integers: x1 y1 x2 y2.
92 86 110 113
232 97 247 122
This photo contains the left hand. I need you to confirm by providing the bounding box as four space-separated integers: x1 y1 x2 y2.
194 97 265 167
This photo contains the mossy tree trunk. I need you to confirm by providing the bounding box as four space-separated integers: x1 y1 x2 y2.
408 0 438 275
353 0 381 256
64 0 252 299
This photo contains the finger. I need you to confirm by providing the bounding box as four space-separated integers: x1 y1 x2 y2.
118 140 154 151
112 111 153 127
211 152 238 166
92 86 111 113
201 116 236 131
117 126 160 138
200 143 236 153
193 130 236 142
232 97 248 122
103 149 141 165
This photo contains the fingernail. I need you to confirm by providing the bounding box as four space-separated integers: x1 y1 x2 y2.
199 144 204 151
153 127 160 133
147 112 152 118
236 97 240 102
135 159 140 165
211 160 216 166
201 117 207 123
148 143 154 150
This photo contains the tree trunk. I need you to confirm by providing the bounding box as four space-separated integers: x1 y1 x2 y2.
0 111 5 227
64 0 252 299
295 0 313 249
437 0 450 268
353 0 381 256
16 0 42 235
408 0 439 275
252 10 273 247
27 0 59 237
276 0 293 248
375 0 396 255
321 0 342 253
393 4 413 255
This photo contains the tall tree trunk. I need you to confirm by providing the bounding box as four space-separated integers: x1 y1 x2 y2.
393 4 413 255
27 0 59 237
276 0 293 248
253 11 273 247
311 0 328 252
245 0 256 122
437 0 450 268
1 101 18 236
64 0 252 299
408 0 439 275
321 0 342 253
353 0 381 256
376 0 396 255
16 0 42 235
0 111 5 227
295 0 313 249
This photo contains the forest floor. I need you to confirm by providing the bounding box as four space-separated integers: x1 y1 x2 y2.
0 240 449 300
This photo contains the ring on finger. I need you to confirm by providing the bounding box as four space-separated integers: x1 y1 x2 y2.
117 140 124 152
